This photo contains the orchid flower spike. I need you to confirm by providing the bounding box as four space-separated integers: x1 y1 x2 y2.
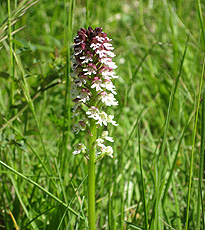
71 27 118 159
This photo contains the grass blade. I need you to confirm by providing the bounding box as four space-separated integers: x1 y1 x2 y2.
123 220 144 230
196 86 205 230
138 125 148 230
185 60 204 230
196 0 205 50
7 0 14 106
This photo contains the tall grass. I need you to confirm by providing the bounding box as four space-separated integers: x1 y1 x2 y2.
0 0 204 229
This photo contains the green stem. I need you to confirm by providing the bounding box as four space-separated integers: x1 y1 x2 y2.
88 120 97 230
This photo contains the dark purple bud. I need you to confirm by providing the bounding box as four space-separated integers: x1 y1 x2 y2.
95 27 103 34
86 30 90 38
88 26 94 32
78 30 85 36
81 28 87 33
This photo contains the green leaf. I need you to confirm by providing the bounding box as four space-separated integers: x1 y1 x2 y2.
124 220 144 229
11 38 25 47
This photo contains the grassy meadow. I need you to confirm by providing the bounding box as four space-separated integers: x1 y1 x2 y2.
0 0 204 229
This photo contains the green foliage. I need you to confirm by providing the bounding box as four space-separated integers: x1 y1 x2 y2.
0 0 204 229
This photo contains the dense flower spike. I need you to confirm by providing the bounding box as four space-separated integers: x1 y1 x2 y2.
71 27 118 159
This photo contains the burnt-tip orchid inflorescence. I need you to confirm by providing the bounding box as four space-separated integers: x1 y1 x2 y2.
71 26 118 159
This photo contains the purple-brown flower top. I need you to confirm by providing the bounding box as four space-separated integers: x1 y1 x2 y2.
71 27 118 158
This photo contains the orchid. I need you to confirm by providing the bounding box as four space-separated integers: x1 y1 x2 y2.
71 27 118 230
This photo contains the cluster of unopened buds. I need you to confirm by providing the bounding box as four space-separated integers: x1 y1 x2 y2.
71 27 118 159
